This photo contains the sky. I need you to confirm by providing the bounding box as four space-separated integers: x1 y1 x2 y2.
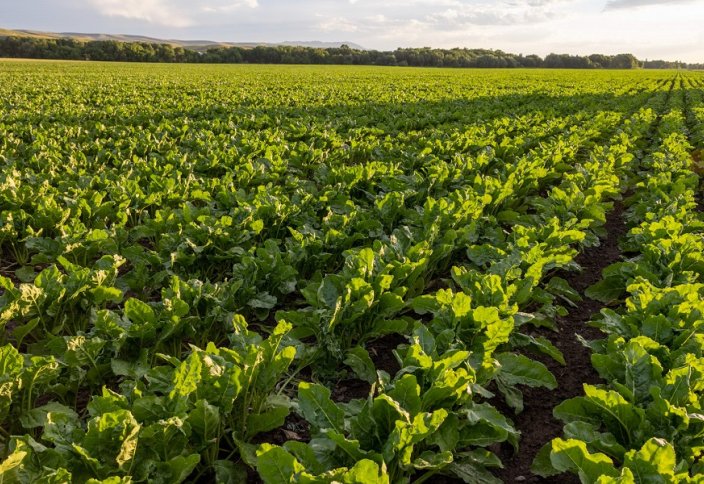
3 0 704 62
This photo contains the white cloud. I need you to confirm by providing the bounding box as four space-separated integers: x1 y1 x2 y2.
88 0 257 27
202 1 258 13
88 0 191 27
605 0 696 8
425 2 560 26
317 15 359 32
311 0 571 43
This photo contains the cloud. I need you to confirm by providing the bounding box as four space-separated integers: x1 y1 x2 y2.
87 0 257 27
426 3 558 26
87 0 190 27
605 0 697 9
317 15 359 33
202 1 258 13
312 0 570 40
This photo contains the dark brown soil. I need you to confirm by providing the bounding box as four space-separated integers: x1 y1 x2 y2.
0 247 21 285
494 199 628 483
0 265 19 284
330 333 406 402
252 412 310 446
332 378 371 402
695 185 704 213
367 333 405 376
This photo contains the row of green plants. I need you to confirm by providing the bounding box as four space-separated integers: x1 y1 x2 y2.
0 107 625 482
0 64 698 482
536 77 704 483
249 85 673 483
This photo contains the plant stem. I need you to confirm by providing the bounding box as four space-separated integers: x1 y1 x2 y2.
412 470 440 484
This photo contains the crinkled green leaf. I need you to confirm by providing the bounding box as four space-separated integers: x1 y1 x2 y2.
344 346 377 384
496 352 557 389
298 382 344 434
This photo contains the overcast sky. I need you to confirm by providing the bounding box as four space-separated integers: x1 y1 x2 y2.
3 0 703 61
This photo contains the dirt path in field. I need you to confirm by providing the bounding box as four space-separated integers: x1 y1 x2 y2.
494 200 628 483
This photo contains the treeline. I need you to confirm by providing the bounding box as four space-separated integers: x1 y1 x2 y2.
0 36 200 63
0 35 701 69
643 59 703 70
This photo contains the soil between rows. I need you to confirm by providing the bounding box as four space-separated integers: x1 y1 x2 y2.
494 199 629 483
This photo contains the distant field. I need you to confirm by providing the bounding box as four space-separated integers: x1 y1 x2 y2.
1 62 703 483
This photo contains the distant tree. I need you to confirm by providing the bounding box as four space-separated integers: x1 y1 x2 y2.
0 35 686 69
611 53 639 69
588 54 609 68
544 53 565 68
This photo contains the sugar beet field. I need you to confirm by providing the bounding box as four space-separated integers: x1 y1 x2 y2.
1 61 704 483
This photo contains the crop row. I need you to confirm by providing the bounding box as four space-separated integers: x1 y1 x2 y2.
0 64 700 483
249 80 679 483
536 78 704 482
